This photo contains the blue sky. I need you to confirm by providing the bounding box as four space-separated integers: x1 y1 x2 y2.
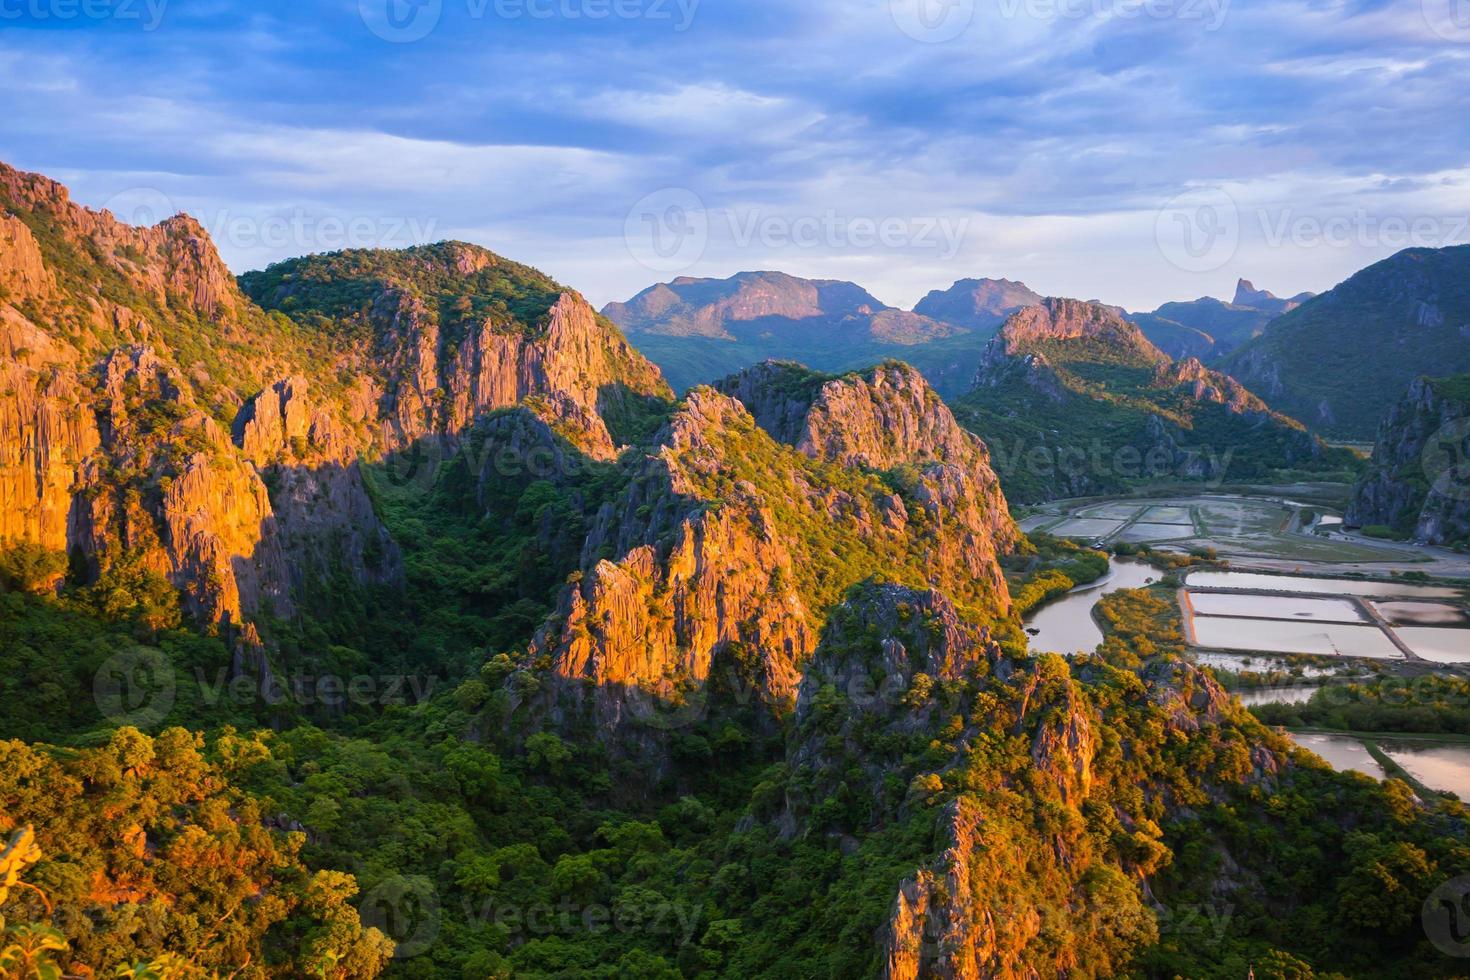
2 0 1468 311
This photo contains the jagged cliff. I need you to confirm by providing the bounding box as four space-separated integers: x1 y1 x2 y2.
0 161 669 646
763 581 1272 979
1347 374 1470 546
954 298 1343 502
530 361 1018 750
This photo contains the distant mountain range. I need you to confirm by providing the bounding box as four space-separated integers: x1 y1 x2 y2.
1223 247 1470 439
949 298 1352 501
603 272 1041 395
605 271 1316 397
1126 279 1312 362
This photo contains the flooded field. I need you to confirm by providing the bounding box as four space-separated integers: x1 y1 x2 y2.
1184 571 1460 600
1187 593 1364 623
1374 601 1470 627
1190 618 1404 659
1025 558 1158 656
1193 652 1345 678
1117 523 1194 542
1236 686 1320 707
1394 628 1470 664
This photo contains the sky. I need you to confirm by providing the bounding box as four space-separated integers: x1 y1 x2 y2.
2 0 1469 312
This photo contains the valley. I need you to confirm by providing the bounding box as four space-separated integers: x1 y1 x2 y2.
1021 486 1470 811
0 158 1466 979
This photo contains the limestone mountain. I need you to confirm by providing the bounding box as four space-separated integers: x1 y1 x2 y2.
953 298 1352 502
602 271 966 393
528 359 1018 758
3 160 1466 979
1128 279 1312 361
1223 246 1470 438
1234 277 1314 314
1347 374 1470 547
0 160 670 648
911 276 1043 330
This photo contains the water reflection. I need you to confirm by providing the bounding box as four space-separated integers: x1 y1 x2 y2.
1025 558 1158 656
1291 733 1386 780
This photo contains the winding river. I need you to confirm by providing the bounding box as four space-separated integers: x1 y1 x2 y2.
1024 558 1159 656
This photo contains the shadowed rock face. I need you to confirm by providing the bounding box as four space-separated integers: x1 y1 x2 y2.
763 581 1267 980
0 160 668 637
1223 246 1470 438
1348 374 1470 546
530 362 1019 757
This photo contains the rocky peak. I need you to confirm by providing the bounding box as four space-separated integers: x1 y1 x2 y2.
1153 356 1275 418
1348 374 1470 546
1234 278 1312 314
604 271 891 339
912 276 1043 330
990 297 1166 362
0 162 243 321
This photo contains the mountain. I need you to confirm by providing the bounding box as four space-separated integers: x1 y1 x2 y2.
1347 374 1470 547
0 160 671 643
525 359 1018 758
911 276 1043 330
953 298 1352 501
1129 279 1312 361
3 161 1467 980
1223 246 1470 438
603 271 962 392
1235 277 1314 314
604 271 1048 397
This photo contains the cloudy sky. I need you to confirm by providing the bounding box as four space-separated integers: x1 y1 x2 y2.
3 0 1468 311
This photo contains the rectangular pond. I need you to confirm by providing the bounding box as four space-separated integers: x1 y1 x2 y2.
1118 523 1197 542
1372 601 1470 627
1394 627 1470 665
1185 571 1462 600
1187 592 1365 623
1190 617 1404 659
1052 519 1125 539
